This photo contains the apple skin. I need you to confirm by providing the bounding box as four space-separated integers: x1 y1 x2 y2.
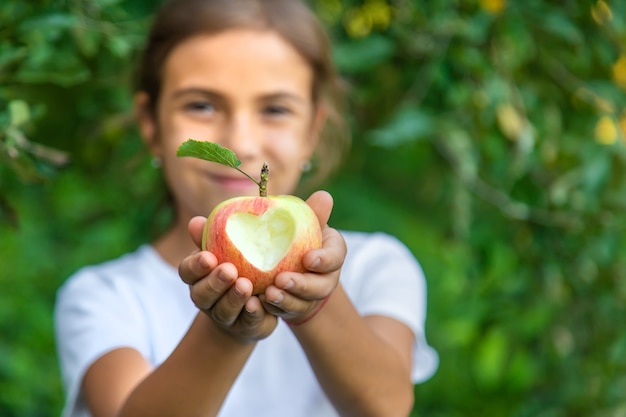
203 195 322 295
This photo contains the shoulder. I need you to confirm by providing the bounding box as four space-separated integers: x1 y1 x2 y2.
53 245 175 414
56 245 170 308
339 230 426 304
342 230 415 252
341 230 424 279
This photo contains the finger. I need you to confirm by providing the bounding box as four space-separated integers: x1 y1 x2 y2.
188 263 238 310
259 298 285 317
305 190 333 227
210 278 253 327
178 251 218 285
301 227 346 274
270 270 335 302
261 287 324 320
188 216 207 249
238 297 268 327
238 297 279 341
259 290 288 313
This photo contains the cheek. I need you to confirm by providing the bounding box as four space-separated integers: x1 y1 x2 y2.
157 116 217 156
266 137 308 175
266 123 315 160
264 138 311 195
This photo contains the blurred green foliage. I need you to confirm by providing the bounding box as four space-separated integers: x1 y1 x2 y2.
1 0 626 416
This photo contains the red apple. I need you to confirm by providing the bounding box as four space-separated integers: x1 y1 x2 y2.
203 195 322 295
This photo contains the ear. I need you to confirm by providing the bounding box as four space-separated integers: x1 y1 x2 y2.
134 92 160 157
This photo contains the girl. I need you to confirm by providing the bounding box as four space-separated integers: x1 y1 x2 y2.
54 0 438 416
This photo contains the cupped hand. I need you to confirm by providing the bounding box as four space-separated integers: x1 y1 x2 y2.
178 216 277 343
261 190 347 324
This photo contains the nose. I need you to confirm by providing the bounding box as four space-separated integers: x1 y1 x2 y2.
220 112 260 162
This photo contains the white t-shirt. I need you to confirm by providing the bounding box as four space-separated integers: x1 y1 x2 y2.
55 231 438 417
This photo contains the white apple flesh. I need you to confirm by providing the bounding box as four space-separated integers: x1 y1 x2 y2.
203 195 322 295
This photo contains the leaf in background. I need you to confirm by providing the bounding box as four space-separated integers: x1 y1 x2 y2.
367 106 434 147
581 146 611 195
0 148 42 183
74 27 100 57
540 13 584 45
18 13 77 32
8 100 30 127
107 36 133 58
473 328 508 389
0 46 27 72
332 34 395 73
176 139 241 168
0 196 18 228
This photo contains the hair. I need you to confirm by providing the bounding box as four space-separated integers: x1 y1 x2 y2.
136 0 350 190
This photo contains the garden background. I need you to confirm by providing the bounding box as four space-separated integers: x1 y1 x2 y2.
2 0 626 416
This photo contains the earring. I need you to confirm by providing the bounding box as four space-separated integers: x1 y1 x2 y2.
301 160 312 173
151 156 162 169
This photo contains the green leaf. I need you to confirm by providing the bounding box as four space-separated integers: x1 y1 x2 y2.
367 106 434 147
176 139 241 168
473 328 508 389
8 100 30 127
540 13 584 45
332 34 395 73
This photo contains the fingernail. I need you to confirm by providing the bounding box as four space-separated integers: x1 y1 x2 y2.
284 280 294 290
199 254 210 269
218 270 230 283
271 292 284 305
233 285 243 297
310 257 321 269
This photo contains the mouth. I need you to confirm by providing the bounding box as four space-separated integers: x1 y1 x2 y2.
206 171 260 191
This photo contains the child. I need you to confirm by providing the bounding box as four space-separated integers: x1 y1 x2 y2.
54 0 438 416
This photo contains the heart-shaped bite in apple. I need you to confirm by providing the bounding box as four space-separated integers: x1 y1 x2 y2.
203 195 322 295
226 209 294 271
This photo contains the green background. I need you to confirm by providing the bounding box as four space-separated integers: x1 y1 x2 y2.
2 0 626 415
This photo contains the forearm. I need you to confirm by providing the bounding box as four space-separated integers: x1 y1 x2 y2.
290 284 415 417
119 312 255 417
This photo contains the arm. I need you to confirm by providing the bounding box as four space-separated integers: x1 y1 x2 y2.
289 288 415 417
83 314 255 417
262 191 416 417
82 219 278 417
116 313 256 417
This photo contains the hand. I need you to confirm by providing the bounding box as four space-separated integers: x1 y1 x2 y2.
261 190 346 324
178 217 278 343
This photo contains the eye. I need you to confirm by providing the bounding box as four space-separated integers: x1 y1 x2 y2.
263 104 291 117
184 101 216 114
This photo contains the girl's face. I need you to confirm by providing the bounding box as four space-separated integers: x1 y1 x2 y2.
138 29 323 220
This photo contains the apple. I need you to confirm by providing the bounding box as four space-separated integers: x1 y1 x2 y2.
203 194 322 295
176 140 323 294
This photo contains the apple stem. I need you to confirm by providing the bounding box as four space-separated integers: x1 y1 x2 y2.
260 163 269 197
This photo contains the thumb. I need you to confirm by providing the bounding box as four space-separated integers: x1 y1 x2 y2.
187 216 207 249
305 190 334 227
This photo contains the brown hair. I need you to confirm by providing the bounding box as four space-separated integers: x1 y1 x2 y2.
136 0 350 189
